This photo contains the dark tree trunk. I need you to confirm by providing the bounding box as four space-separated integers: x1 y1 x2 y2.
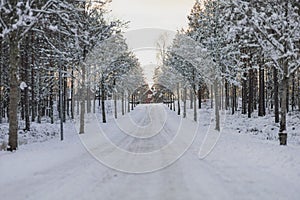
242 74 247 115
63 71 67 122
177 83 180 115
225 80 229 110
286 79 289 113
273 67 280 123
101 84 106 123
31 32 36 122
198 84 202 109
231 85 236 115
71 69 74 119
258 66 265 116
248 69 254 118
291 73 295 111
8 33 19 151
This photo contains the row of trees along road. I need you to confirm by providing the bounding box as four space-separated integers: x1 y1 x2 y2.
0 0 145 151
154 0 300 145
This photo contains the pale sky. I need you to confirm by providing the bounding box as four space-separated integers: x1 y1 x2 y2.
108 0 195 84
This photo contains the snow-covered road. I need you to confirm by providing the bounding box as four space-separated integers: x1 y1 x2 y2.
0 104 300 200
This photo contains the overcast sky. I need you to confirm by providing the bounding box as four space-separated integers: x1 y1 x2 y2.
108 0 195 84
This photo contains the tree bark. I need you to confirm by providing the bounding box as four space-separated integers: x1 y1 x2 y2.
225 80 229 110
214 79 220 131
79 64 86 134
8 33 19 151
183 87 187 118
248 69 253 118
279 61 288 145
101 83 106 123
193 89 197 122
114 89 117 119
273 67 280 123
177 83 180 115
258 66 265 116
121 91 125 115
71 69 74 119
242 73 247 115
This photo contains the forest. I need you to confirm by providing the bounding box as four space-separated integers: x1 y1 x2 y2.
0 0 299 152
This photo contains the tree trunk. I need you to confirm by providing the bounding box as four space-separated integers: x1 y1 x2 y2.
101 84 106 123
291 73 295 111
242 74 247 115
79 64 86 134
114 89 117 119
214 79 220 131
286 79 289 113
87 86 91 114
71 69 74 119
122 91 125 115
0 39 2 124
193 89 197 122
258 66 265 116
279 61 288 145
190 89 193 109
63 72 67 122
225 80 229 110
8 34 19 151
177 83 180 115
273 67 279 123
183 87 187 118
248 69 253 118
127 92 130 113
31 32 36 122
211 85 213 109
231 85 236 115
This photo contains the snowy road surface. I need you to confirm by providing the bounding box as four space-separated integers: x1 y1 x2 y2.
0 104 300 200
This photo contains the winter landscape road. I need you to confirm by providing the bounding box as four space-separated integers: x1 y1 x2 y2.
0 104 300 200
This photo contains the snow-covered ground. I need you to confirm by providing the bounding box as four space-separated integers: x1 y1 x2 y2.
0 103 300 200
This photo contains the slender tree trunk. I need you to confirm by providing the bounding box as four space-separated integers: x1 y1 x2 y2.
122 91 125 115
225 80 229 110
183 87 187 118
286 79 289 113
291 73 295 111
242 74 247 115
79 64 86 134
274 67 280 123
71 69 74 119
231 85 235 115
198 84 202 109
87 86 91 114
214 79 220 131
298 72 300 111
248 69 253 118
114 89 117 119
177 83 180 115
190 89 193 109
258 66 265 116
101 84 106 123
8 34 19 151
49 82 54 124
31 33 36 122
63 72 67 122
127 92 130 113
93 87 96 114
193 89 197 122
211 85 213 109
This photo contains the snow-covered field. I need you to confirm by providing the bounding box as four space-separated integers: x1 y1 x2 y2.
0 103 300 200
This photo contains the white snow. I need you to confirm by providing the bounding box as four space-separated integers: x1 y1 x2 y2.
0 103 300 200
20 81 28 90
